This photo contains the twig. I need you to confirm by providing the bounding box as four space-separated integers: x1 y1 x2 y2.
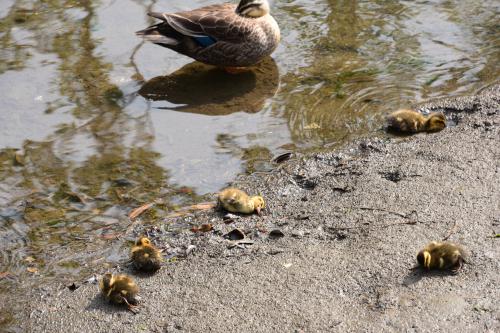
328 207 420 231
356 206 407 218
129 203 154 220
442 220 459 241
350 206 414 219
328 219 418 231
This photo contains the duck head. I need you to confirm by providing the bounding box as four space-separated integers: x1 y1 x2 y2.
250 195 266 215
417 250 432 269
236 0 270 18
425 112 446 132
135 237 152 246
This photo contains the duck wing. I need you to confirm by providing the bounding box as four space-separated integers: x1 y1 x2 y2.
148 4 245 43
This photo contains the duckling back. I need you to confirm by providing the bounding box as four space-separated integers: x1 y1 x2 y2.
423 112 446 132
387 109 426 133
218 188 266 214
111 278 139 305
131 239 162 272
100 273 139 305
218 188 254 214
417 241 465 271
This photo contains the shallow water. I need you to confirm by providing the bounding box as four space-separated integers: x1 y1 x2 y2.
0 0 499 329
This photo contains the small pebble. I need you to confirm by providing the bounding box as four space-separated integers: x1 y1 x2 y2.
269 229 285 239
224 229 245 241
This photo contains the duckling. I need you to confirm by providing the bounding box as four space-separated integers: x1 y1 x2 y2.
417 241 465 272
387 109 446 133
218 188 265 215
99 273 139 313
136 0 280 71
131 237 163 272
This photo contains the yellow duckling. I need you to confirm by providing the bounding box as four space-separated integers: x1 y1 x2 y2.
218 188 265 215
131 237 163 272
417 241 465 272
99 273 139 313
387 109 446 133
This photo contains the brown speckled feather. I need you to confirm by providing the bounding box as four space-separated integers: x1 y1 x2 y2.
137 2 280 67
167 4 245 42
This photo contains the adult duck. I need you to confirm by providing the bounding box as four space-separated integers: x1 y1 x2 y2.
136 0 280 71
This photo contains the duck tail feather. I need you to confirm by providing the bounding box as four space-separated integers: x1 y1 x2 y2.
147 12 167 21
136 26 179 45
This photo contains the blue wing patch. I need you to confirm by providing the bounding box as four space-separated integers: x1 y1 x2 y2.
194 36 217 47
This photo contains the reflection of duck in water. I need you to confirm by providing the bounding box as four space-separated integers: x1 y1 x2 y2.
136 0 280 72
138 57 279 115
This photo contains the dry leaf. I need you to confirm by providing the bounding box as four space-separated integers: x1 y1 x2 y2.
191 223 213 233
129 203 154 219
24 256 36 263
283 263 293 269
177 187 193 194
199 224 213 232
27 267 38 273
100 232 121 240
189 202 216 211
273 152 293 164
0 272 12 279
166 212 185 219
165 202 216 220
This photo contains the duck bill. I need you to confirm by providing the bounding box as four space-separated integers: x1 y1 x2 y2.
255 206 262 215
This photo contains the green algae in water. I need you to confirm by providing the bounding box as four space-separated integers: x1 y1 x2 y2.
58 261 80 269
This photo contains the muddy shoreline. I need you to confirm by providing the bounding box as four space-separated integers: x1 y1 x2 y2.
18 84 500 332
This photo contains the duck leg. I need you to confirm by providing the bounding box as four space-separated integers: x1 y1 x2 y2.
121 296 139 314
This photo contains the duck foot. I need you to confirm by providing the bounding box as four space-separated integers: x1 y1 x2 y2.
121 296 139 314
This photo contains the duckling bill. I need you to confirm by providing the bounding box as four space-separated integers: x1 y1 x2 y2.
417 241 465 273
218 188 265 215
99 273 139 313
131 237 163 272
387 109 446 133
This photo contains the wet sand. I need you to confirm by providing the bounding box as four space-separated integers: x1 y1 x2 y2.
22 84 499 332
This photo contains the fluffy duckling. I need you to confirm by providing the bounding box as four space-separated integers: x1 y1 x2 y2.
387 109 446 133
417 241 465 272
131 237 163 272
218 188 265 215
99 273 139 313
